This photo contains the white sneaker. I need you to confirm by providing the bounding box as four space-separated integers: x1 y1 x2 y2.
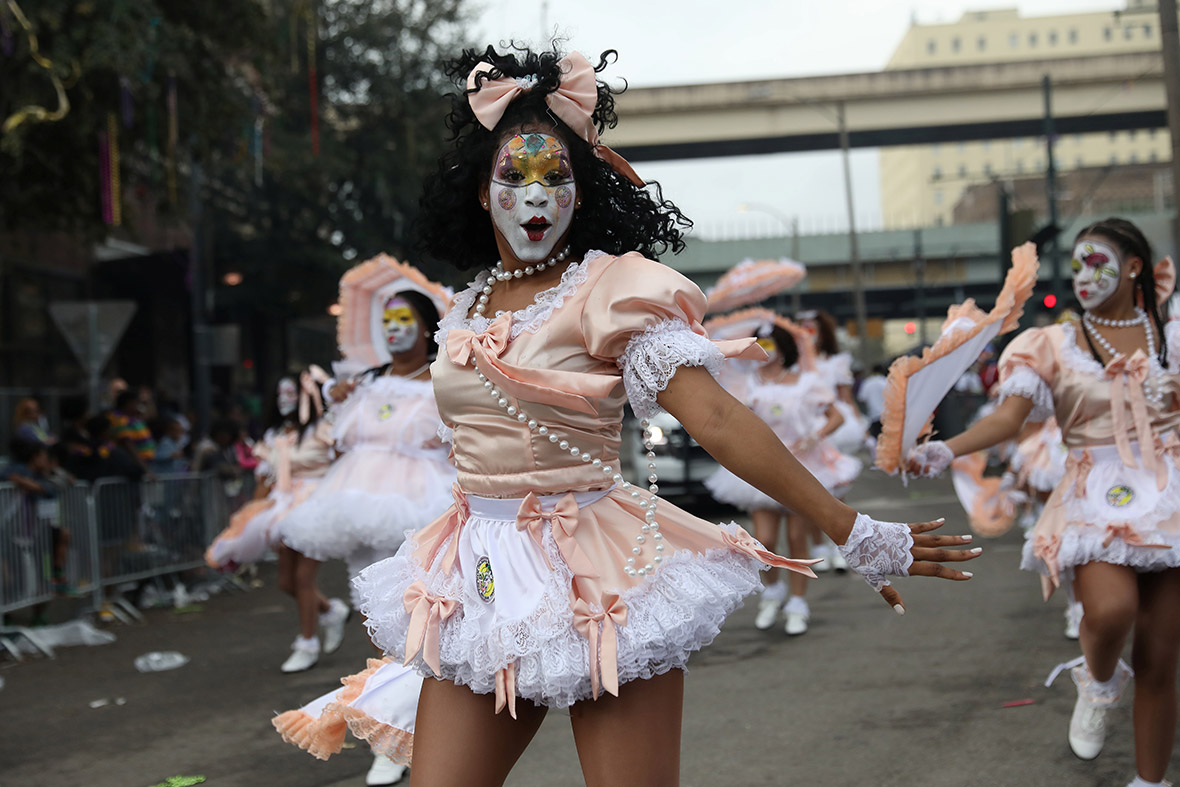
784 596 810 636
1064 602 1083 640
366 754 408 786
280 636 320 673
319 598 351 655
1046 656 1132 761
754 598 782 630
810 543 833 573
830 549 849 574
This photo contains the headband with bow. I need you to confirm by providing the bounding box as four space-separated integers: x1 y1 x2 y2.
466 52 644 187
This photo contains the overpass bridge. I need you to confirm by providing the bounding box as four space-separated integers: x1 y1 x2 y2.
611 52 1167 160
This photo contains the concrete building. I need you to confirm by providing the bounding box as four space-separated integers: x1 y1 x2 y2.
880 1 1172 228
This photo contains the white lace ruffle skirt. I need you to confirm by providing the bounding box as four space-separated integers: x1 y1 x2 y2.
353 489 766 709
828 401 868 455
277 453 456 562
207 488 300 567
705 445 859 512
1024 442 1180 579
705 466 784 512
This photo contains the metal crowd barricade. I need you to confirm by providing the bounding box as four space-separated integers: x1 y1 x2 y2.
91 472 229 595
0 472 234 634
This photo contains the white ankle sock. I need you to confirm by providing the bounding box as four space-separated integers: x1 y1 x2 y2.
293 634 320 651
1128 777 1167 787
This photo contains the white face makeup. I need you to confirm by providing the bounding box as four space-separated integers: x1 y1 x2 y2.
382 297 420 354
488 132 577 264
277 379 298 417
1071 239 1123 311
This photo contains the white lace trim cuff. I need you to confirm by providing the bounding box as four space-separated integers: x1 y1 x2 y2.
997 366 1054 422
618 319 725 419
838 513 914 591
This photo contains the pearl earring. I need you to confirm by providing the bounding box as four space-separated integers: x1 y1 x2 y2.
1131 272 1138 279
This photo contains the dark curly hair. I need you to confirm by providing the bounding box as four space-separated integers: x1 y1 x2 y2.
1074 217 1169 369
416 44 692 271
769 324 800 369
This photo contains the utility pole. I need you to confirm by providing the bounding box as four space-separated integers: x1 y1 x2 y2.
836 101 869 366
791 216 802 314
1160 0 1180 253
1042 74 1062 299
188 162 212 440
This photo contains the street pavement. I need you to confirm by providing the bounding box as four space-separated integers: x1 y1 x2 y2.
0 469 1160 786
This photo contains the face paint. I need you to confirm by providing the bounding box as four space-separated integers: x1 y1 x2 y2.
1071 240 1122 311
382 297 420 354
277 379 298 417
756 337 778 355
488 133 577 263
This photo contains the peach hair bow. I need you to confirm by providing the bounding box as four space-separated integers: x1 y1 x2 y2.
466 52 645 187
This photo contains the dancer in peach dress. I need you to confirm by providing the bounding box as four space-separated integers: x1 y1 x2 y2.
300 45 977 786
909 218 1179 787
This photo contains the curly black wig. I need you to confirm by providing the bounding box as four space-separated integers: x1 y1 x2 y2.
416 44 692 271
769 324 801 369
1075 217 1170 369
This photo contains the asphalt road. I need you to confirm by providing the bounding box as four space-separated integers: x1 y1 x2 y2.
0 470 1162 787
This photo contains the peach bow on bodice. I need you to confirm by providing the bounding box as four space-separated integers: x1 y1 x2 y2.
515 493 598 579
573 593 628 700
445 313 621 416
1105 352 1158 479
402 581 459 676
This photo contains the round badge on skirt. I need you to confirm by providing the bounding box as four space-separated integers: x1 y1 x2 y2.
377 404 394 420
1105 485 1135 508
475 556 495 602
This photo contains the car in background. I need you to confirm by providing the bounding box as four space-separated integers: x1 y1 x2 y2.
621 409 718 502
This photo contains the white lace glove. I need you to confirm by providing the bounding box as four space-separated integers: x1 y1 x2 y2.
906 440 954 478
837 513 915 591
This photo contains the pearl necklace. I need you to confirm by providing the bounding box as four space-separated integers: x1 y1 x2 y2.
1082 308 1165 406
474 246 572 317
1086 308 1147 329
470 358 665 578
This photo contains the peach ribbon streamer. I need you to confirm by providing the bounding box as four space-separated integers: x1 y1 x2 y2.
722 528 820 578
494 661 518 718
466 52 644 187
298 364 329 425
1158 433 1180 490
446 315 620 415
516 493 599 579
1102 523 1171 550
402 581 459 676
573 593 628 699
422 484 469 575
1066 450 1093 498
1105 353 1157 480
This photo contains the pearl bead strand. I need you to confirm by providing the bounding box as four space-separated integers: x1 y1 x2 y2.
1083 307 1166 406
471 359 665 578
473 246 571 318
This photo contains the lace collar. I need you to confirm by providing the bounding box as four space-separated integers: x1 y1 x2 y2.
1059 319 1180 377
435 250 606 346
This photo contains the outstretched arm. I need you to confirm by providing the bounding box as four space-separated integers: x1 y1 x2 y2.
907 395 1035 476
658 366 977 611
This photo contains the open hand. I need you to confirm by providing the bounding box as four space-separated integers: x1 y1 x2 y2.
876 518 979 614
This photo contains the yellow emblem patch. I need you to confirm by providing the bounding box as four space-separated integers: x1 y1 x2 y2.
475 556 495 602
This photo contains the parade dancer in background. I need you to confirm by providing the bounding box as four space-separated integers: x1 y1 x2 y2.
704 315 861 635
909 218 1179 787
798 310 866 571
274 261 455 786
205 370 348 674
325 45 976 786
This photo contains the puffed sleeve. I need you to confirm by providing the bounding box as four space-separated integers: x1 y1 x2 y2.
581 253 764 418
996 327 1057 422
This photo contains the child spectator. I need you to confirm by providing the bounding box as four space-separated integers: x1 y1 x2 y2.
151 415 190 474
6 439 71 597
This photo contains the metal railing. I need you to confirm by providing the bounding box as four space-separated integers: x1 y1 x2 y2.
0 472 233 621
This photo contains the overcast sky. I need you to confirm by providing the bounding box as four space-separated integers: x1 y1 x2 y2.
469 0 1138 238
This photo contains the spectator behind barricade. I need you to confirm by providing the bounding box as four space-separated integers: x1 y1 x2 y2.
151 415 191 475
57 396 101 482
108 389 156 478
6 439 71 598
195 419 245 498
234 426 259 473
12 397 54 447
87 414 145 482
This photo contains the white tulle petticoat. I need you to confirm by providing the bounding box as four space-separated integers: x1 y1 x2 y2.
705 442 861 512
828 400 868 455
353 489 767 710
278 447 456 562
